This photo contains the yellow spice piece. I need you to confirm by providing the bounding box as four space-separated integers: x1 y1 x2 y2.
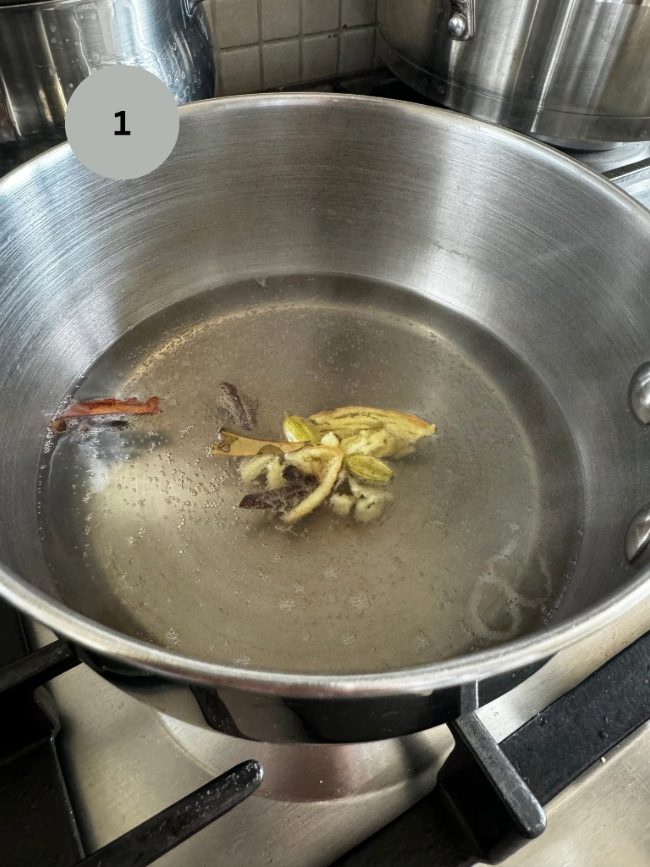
340 428 404 458
282 445 344 524
348 477 393 523
345 454 393 485
310 405 435 437
310 406 435 458
283 415 321 445
320 431 340 448
330 493 355 517
212 430 305 457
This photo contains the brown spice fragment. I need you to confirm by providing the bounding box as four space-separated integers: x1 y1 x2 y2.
217 382 258 431
50 397 160 432
239 473 317 512
51 417 131 434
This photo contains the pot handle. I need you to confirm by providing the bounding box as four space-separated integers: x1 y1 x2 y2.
448 0 476 41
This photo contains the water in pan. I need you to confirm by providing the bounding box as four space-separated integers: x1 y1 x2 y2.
37 274 583 674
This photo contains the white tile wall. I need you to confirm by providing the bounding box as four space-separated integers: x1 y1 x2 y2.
341 0 376 27
208 0 380 96
302 33 339 80
261 0 300 40
262 39 301 87
220 45 262 93
302 0 339 34
340 25 375 73
212 0 259 49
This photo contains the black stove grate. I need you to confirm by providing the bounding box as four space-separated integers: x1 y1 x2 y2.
0 601 83 867
436 629 650 857
75 760 263 867
2 599 649 866
0 600 264 867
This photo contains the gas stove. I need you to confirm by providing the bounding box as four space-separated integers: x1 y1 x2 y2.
1 71 649 867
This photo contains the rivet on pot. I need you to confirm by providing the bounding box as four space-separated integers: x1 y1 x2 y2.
447 0 476 40
629 362 650 424
625 504 650 563
448 13 469 38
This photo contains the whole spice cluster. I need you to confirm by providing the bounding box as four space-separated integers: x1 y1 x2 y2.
212 406 436 525
47 390 435 527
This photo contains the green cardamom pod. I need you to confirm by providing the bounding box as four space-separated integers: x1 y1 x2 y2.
345 454 393 485
283 415 321 445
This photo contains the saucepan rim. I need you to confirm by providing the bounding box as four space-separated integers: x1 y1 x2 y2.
0 0 184 10
1 93 649 699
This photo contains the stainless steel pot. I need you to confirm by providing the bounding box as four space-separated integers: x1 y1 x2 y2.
0 0 213 154
1 94 650 743
378 0 650 148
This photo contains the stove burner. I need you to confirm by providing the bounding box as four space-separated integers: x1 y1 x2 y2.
1 602 648 866
158 712 443 803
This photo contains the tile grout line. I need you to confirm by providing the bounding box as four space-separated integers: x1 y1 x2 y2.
372 21 377 67
218 21 375 53
257 0 264 89
298 0 304 81
211 3 224 96
336 0 342 74
373 0 379 65
215 0 381 93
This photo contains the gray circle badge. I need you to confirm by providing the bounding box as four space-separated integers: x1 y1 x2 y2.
65 65 180 180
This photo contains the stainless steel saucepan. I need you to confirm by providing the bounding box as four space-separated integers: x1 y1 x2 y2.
0 0 214 156
0 94 649 743
378 0 650 148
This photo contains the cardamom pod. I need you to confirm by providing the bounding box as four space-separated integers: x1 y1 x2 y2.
283 415 321 445
345 454 394 485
